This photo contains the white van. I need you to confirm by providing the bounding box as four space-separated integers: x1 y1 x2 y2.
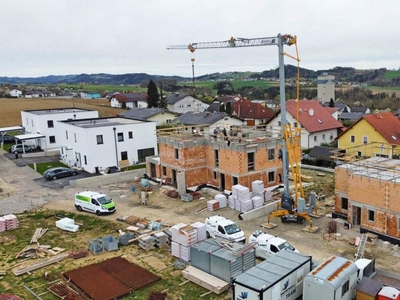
205 215 246 243
249 230 298 259
75 191 116 215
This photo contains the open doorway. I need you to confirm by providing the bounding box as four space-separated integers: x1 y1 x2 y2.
352 205 361 226
172 169 177 188
220 173 225 191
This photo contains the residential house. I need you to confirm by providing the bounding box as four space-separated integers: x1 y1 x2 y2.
334 157 400 245
58 117 157 173
324 107 339 120
146 130 284 194
80 91 101 99
317 74 335 103
21 108 98 150
166 93 209 114
56 92 77 99
336 112 400 158
265 100 278 109
118 107 178 126
267 100 343 149
24 91 56 98
110 93 148 108
9 89 22 98
232 98 275 126
338 112 364 123
322 101 351 114
351 106 371 115
206 95 238 113
171 111 243 135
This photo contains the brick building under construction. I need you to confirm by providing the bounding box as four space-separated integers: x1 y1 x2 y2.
146 129 284 194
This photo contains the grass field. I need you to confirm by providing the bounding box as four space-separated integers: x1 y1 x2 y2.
179 79 278 92
57 84 147 93
0 98 126 127
384 70 400 80
366 85 400 96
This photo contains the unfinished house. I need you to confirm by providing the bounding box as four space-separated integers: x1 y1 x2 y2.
333 157 400 245
146 128 284 195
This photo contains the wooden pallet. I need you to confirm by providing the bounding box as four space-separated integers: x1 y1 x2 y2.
182 266 229 295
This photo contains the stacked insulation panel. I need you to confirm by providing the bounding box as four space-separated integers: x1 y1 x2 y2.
207 199 220 212
3 214 19 231
215 194 227 208
139 235 155 250
228 195 235 209
231 185 253 212
191 222 207 242
171 223 206 262
251 180 264 194
251 195 264 209
153 232 168 248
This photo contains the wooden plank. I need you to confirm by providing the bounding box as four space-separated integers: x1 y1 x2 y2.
181 266 229 295
13 253 69 276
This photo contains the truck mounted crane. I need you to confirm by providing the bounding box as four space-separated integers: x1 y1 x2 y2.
167 34 316 230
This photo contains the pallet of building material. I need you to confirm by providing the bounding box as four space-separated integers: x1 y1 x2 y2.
12 253 69 276
240 199 253 212
0 217 6 233
3 214 19 231
69 248 88 259
191 222 207 242
124 215 140 225
137 217 151 228
182 266 229 295
228 195 235 209
139 236 155 250
153 232 169 247
207 200 220 212
301 175 313 182
30 227 48 243
189 192 201 200
119 232 136 245
88 238 103 255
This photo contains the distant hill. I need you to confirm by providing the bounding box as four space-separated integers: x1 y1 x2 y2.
0 65 397 86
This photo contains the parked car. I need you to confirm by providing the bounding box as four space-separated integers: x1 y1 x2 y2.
43 167 78 180
0 135 15 143
9 144 35 153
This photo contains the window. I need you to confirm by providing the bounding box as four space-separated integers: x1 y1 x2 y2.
31 119 34 127
322 134 326 140
268 171 275 183
84 155 87 165
162 166 166 176
65 131 68 140
270 245 279 253
121 151 128 160
357 151 362 157
138 148 155 163
117 132 124 142
96 135 103 144
74 133 77 143
294 122 297 128
247 152 255 172
166 119 172 124
213 171 217 180
47 120 54 128
175 148 179 159
128 131 133 139
214 149 219 167
363 136 368 144
314 136 317 142
351 135 355 143
218 225 225 234
278 121 281 126
49 136 56 144
232 176 238 186
368 210 375 222
341 280 349 297
187 104 192 108
268 148 275 160
341 197 348 210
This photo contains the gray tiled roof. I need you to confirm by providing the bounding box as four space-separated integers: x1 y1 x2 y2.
166 93 191 104
338 112 363 120
118 107 175 120
172 112 228 125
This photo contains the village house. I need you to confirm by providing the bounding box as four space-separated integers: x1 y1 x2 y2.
267 100 343 149
20 108 98 151
80 91 101 99
110 93 148 108
58 117 157 173
232 98 275 126
166 93 209 114
206 95 239 113
9 89 22 98
118 107 178 126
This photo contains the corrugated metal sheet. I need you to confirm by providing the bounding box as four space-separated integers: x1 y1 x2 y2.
210 248 243 283
190 239 222 273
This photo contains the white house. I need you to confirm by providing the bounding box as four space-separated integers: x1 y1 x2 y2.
166 93 209 114
58 117 158 173
9 89 22 98
21 108 98 150
266 100 343 149
110 93 148 108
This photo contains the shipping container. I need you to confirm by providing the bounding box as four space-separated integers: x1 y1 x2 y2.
232 251 311 300
303 256 358 300
190 239 222 273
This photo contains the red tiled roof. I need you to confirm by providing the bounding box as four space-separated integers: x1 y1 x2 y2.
363 112 400 145
324 107 339 114
286 100 343 133
112 93 147 103
232 99 274 119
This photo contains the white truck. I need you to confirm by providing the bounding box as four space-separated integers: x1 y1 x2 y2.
205 215 246 243
248 230 298 259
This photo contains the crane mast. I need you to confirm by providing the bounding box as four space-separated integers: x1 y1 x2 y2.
167 34 296 202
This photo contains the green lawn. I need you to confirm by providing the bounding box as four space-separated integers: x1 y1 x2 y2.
384 70 400 79
28 161 69 175
58 84 147 93
179 79 278 91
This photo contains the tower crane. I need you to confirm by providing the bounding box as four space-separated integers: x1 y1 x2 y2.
167 34 316 230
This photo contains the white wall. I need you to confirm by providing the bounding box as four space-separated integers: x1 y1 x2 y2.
9 90 22 97
21 110 98 150
110 98 121 108
59 120 158 173
147 113 177 126
168 97 209 114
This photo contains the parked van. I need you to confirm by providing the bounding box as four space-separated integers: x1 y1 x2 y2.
205 215 246 243
249 230 298 259
75 191 116 215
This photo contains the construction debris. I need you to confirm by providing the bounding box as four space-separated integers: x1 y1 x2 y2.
48 281 82 299
261 222 278 229
0 235 14 243
15 244 54 259
30 228 48 243
69 249 88 259
0 293 23 300
13 253 69 276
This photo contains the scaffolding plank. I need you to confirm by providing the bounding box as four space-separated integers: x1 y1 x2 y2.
182 266 229 295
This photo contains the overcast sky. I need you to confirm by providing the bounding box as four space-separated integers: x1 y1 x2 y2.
1 0 399 78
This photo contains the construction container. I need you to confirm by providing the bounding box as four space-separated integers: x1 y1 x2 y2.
88 238 103 255
232 251 311 300
210 243 255 283
190 239 223 274
356 277 383 300
102 235 118 252
303 256 358 300
378 287 400 300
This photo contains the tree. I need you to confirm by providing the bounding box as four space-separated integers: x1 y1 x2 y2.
146 80 160 108
226 102 232 116
158 82 167 109
213 81 234 95
329 98 335 107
